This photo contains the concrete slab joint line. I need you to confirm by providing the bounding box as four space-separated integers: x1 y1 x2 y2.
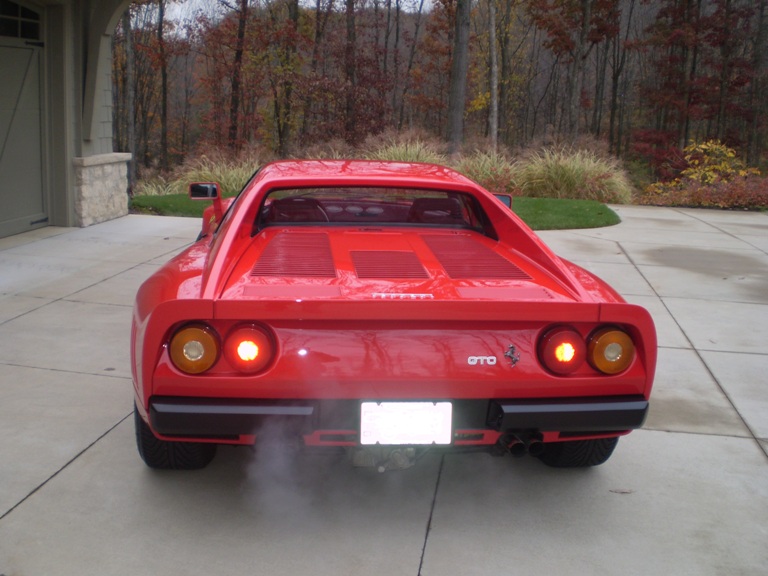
0 208 766 576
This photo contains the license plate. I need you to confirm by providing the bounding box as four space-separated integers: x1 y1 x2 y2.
360 402 452 445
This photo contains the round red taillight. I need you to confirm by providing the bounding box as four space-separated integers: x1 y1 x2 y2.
224 325 275 373
588 327 635 374
538 327 586 375
169 324 220 374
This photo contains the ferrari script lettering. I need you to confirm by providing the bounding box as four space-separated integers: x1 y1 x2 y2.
467 356 497 366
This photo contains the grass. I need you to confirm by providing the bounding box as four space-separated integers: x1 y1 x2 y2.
131 194 619 230
512 197 620 230
131 194 211 218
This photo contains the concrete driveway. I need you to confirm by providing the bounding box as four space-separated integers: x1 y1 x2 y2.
1 206 766 575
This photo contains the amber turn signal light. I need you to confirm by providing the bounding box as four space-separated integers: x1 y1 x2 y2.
169 324 220 374
538 327 586 375
224 325 275 373
588 327 635 374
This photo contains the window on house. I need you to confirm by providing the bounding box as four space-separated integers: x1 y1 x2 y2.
0 1 40 40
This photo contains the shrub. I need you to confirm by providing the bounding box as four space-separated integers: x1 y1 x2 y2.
515 148 634 203
640 174 768 210
679 140 759 184
640 140 766 209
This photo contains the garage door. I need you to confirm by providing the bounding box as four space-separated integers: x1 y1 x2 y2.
0 3 45 239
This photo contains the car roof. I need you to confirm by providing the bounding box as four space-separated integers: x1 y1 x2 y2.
253 160 481 190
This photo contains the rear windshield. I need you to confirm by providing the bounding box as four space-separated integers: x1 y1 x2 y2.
255 187 488 231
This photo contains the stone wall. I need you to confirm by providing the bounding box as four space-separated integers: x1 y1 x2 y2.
73 153 131 227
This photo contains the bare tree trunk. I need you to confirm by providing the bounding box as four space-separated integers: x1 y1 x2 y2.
748 0 766 164
345 0 358 142
565 0 593 142
228 0 249 151
448 0 471 153
391 0 401 116
681 0 702 148
157 0 168 170
301 0 333 139
609 0 635 156
397 0 425 130
590 39 609 136
488 0 498 151
715 0 733 141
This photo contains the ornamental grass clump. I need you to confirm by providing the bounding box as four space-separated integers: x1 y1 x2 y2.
134 147 271 197
364 130 448 164
516 148 634 204
365 140 447 164
454 151 519 195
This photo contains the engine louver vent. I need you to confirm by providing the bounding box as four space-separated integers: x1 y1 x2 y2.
422 235 531 280
251 232 336 277
351 251 429 279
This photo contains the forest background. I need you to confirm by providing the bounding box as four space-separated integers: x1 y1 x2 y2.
112 0 768 208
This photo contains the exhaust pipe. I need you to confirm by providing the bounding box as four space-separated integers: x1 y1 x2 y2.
528 439 545 457
508 433 545 457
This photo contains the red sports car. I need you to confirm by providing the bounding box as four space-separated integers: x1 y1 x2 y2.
132 160 656 470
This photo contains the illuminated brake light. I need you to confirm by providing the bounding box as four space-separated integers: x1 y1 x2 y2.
225 325 275 373
237 340 259 362
589 328 635 374
555 342 576 363
538 327 586 375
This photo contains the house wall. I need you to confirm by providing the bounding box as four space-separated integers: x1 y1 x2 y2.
0 0 132 238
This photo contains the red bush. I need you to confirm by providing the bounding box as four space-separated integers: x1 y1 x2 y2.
639 174 768 210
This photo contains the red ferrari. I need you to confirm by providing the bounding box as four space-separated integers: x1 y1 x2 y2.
132 160 656 470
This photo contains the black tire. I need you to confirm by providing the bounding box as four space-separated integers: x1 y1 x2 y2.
537 437 619 468
134 404 216 470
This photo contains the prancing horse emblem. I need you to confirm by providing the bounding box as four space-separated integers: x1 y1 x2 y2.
504 345 520 367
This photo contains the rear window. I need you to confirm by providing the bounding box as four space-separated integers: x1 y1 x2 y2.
255 187 487 231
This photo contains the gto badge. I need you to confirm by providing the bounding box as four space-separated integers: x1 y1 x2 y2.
467 356 497 366
504 345 521 367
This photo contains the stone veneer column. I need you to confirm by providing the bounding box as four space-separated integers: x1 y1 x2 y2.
72 153 132 227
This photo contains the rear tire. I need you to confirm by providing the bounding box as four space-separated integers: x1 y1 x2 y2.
134 404 216 470
537 437 619 468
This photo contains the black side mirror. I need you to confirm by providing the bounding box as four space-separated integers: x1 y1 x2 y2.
189 182 220 199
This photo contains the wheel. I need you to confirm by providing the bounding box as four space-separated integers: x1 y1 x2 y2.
536 437 619 468
134 404 216 470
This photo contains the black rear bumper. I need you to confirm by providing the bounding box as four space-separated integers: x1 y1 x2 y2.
149 396 648 440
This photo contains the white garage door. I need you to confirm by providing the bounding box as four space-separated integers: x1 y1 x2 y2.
0 2 45 239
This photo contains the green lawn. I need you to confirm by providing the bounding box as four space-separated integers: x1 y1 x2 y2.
511 197 621 230
130 194 620 231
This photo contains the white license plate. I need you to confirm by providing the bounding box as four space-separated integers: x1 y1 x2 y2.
360 402 452 445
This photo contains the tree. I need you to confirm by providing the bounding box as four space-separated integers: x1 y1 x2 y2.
527 0 619 141
488 0 499 149
157 0 169 169
447 0 472 153
225 0 250 150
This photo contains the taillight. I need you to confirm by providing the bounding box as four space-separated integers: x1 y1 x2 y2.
588 327 635 374
169 324 220 374
538 327 586 375
224 324 275 373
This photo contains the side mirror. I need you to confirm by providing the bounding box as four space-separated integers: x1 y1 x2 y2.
189 182 220 199
189 182 224 231
494 193 513 209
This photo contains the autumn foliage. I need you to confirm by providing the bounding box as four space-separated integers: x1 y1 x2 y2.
640 140 767 209
112 0 768 210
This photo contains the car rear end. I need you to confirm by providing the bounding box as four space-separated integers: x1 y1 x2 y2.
134 228 655 467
